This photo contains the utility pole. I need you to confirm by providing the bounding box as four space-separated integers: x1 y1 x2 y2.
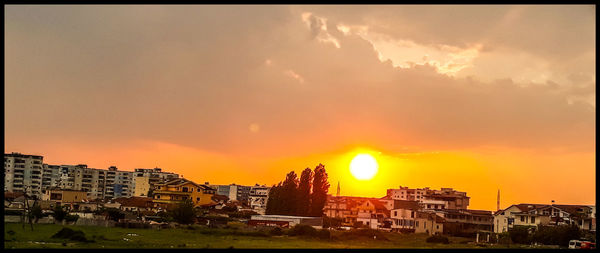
497 189 500 211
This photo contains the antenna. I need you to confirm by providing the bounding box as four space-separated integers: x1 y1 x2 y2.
497 189 500 211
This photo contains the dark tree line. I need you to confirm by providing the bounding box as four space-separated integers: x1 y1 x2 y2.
266 164 330 217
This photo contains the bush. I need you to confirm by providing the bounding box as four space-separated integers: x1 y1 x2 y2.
426 235 450 244
65 214 79 223
317 229 331 240
106 208 126 222
345 228 389 241
531 225 581 247
51 227 92 242
170 199 196 224
509 226 532 244
226 221 246 230
52 204 68 222
288 224 318 237
269 227 284 236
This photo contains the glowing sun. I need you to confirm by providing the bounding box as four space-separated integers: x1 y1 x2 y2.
350 154 378 180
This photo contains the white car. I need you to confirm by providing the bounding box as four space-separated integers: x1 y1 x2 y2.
569 240 582 249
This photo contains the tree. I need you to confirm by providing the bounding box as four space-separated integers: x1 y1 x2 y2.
265 182 283 215
52 204 68 222
106 208 125 222
170 199 196 224
309 164 330 217
297 168 313 216
280 171 299 215
30 203 43 223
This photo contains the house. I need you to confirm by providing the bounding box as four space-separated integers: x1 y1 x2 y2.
414 211 445 235
41 188 88 204
389 200 420 232
152 178 215 209
355 199 391 230
114 196 155 212
494 203 595 233
440 209 494 234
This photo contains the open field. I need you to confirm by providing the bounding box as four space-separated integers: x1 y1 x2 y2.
4 223 551 249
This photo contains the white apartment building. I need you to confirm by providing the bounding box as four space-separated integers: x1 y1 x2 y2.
104 166 133 199
4 153 44 198
386 186 470 210
249 184 270 214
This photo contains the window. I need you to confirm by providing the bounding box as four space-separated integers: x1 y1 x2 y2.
436 225 439 229
521 216 525 222
197 197 200 201
416 221 419 227
394 211 397 216
411 211 414 218
531 217 535 223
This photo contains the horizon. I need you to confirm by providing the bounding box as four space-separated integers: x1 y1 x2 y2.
5 5 596 212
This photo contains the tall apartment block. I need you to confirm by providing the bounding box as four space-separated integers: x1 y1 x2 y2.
208 183 252 205
4 153 44 197
386 186 470 210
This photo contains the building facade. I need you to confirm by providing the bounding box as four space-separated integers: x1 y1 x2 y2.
249 184 270 214
4 153 45 198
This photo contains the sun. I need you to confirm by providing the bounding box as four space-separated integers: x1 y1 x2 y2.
350 154 379 180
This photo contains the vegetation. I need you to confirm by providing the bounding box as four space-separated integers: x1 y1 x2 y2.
4 223 558 249
169 199 197 224
266 164 329 217
106 208 126 222
51 227 92 243
51 204 68 222
30 203 44 223
426 235 450 244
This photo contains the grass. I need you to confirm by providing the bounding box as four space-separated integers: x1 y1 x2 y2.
4 223 542 249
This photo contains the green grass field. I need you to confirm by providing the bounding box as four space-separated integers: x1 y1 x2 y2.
4 223 536 249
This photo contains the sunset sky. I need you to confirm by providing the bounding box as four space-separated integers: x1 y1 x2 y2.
5 5 595 211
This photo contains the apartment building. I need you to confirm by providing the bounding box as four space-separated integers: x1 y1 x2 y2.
132 168 179 197
249 184 270 214
208 183 251 205
104 166 133 199
386 186 470 210
4 153 44 198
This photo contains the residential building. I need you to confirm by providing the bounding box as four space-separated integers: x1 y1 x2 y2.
4 153 44 198
493 203 595 233
132 168 179 197
390 200 420 232
152 178 216 209
41 188 88 204
41 164 61 190
208 183 252 205
104 166 133 199
386 186 470 210
438 209 494 234
249 184 270 214
355 199 391 230
114 196 155 212
415 211 445 235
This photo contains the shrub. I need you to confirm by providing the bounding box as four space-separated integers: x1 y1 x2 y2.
288 224 318 237
426 235 450 244
65 214 79 223
317 229 331 240
509 226 532 244
52 204 68 222
345 228 388 241
226 221 246 230
269 227 284 236
170 199 197 224
106 208 126 222
51 227 92 242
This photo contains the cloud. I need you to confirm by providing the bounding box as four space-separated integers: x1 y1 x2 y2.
4 5 595 159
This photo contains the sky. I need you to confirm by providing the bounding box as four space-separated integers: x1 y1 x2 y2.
5 5 595 210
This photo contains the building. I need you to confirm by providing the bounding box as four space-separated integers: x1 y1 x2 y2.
132 168 179 197
386 186 470 210
249 215 323 228
41 188 88 204
355 199 391 230
152 178 215 209
415 212 445 235
114 196 155 212
4 153 44 198
104 166 133 199
494 203 596 233
390 200 421 232
249 184 270 214
438 209 494 234
208 183 252 205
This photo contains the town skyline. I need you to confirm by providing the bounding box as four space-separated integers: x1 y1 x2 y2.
5 5 595 213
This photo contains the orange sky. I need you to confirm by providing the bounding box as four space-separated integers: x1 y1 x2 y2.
5 5 596 211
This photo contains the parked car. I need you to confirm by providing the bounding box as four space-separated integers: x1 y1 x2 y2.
569 240 582 249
